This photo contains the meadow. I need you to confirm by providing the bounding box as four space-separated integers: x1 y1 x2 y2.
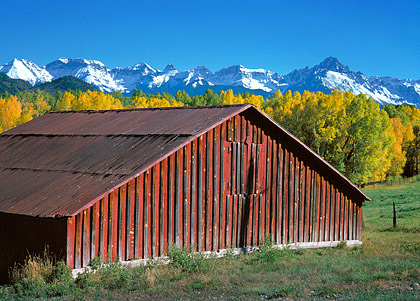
0 181 419 300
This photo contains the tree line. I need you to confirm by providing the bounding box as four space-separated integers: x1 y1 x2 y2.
0 88 419 186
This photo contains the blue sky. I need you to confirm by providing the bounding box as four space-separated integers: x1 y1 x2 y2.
1 0 419 79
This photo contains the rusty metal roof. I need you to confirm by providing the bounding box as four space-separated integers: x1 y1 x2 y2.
0 105 250 217
0 104 369 218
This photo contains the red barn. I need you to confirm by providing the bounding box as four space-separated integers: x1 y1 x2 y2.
0 104 369 279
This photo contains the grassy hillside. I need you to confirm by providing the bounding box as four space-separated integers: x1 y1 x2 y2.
0 73 31 94
31 76 99 93
1 182 419 299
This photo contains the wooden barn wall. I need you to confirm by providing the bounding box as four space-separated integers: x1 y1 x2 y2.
67 114 363 269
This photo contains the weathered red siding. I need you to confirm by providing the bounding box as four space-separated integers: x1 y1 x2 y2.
66 113 363 269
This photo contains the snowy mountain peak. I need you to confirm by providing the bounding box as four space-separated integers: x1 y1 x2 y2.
127 62 154 72
0 58 52 86
317 56 349 73
163 64 177 72
1 57 419 107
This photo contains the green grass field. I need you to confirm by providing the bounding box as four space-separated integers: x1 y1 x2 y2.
1 181 420 300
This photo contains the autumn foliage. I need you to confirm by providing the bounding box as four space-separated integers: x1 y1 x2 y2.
1 87 419 185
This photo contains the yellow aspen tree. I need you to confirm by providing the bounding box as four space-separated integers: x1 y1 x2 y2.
0 96 22 132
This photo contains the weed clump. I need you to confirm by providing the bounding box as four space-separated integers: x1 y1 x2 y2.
335 241 347 249
166 245 211 273
247 236 294 265
10 249 73 298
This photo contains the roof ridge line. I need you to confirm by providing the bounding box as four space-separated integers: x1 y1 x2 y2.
48 104 252 114
0 166 128 177
0 133 193 138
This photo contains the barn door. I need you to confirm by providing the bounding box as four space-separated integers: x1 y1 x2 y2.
223 141 266 248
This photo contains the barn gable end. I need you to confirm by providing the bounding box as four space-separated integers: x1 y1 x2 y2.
0 104 369 274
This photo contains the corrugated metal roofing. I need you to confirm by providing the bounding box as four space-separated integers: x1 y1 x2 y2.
7 105 248 136
0 105 250 217
0 104 369 218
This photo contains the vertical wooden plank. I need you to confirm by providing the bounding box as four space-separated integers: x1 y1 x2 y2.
343 196 348 241
220 123 226 250
233 115 237 143
349 199 353 240
304 167 311 242
191 140 197 251
133 177 139 259
101 196 108 263
358 205 362 240
200 136 207 251
316 174 322 242
177 149 184 248
298 161 304 242
183 145 190 249
111 190 119 262
338 192 344 240
352 203 357 240
205 133 211 250
161 159 168 255
82 208 90 267
207 130 214 250
335 190 341 241
234 195 240 247
118 185 127 261
67 217 75 269
289 153 295 243
329 184 335 242
144 170 152 258
168 156 175 249
249 194 255 246
127 180 135 260
173 154 179 249
107 193 113 262
255 143 261 244
265 135 271 239
75 213 82 269
240 128 246 195
319 177 325 242
90 206 96 262
197 137 203 251
235 115 241 142
174 153 179 248
270 140 277 239
139 173 146 258
282 149 289 244
354 204 358 240
213 127 219 250
324 181 330 242
309 171 316 242
153 164 160 257
231 195 236 247
227 118 233 142
293 156 299 243
94 202 100 259
226 195 232 247
275 143 283 244
224 194 232 248
231 142 237 195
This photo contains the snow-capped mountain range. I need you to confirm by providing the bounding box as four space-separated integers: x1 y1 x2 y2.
1 57 420 106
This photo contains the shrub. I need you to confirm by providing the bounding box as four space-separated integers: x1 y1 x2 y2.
166 245 210 273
